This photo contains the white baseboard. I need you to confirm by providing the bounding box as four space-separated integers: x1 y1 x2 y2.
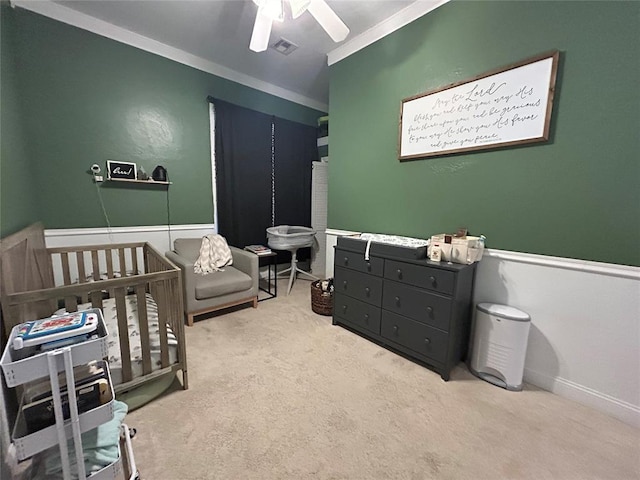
474 252 639 429
524 367 640 428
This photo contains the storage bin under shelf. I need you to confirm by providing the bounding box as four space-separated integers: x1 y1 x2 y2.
86 444 123 480
12 362 116 461
0 309 109 387
33 440 124 480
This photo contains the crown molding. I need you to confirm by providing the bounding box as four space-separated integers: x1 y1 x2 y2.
12 0 328 112
327 0 450 66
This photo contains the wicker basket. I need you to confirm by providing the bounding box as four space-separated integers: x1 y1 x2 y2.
311 280 333 316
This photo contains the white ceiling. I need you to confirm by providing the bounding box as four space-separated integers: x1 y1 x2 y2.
15 1 447 110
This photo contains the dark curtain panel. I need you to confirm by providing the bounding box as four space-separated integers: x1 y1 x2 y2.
213 99 273 248
273 116 318 262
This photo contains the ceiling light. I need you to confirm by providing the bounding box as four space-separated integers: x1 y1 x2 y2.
252 0 284 22
289 0 311 19
249 0 349 53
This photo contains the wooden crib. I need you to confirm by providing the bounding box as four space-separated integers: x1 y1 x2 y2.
0 223 188 393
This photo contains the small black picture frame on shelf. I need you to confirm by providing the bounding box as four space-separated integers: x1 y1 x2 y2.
107 161 137 180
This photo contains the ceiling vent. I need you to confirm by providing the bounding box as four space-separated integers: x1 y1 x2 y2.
271 38 298 55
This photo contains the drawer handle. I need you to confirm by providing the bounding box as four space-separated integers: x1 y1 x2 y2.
366 262 372 272
424 338 431 345
396 269 403 279
343 280 348 290
426 306 433 316
343 257 349 266
429 276 437 286
342 305 347 314
392 325 399 335
365 287 371 296
395 296 401 307
364 313 369 324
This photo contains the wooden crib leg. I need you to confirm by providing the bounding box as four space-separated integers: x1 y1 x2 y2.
182 369 189 390
187 313 194 326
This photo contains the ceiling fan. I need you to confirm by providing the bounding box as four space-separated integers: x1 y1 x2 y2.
250 0 350 52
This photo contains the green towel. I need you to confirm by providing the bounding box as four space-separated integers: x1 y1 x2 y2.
42 400 128 479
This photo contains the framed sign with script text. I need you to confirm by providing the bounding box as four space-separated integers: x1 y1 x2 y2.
398 51 559 161
107 161 137 180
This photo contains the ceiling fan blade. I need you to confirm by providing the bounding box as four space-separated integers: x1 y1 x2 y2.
250 9 273 52
307 0 349 42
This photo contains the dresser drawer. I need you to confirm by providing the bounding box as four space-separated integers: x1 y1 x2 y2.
381 311 448 364
334 248 384 276
384 260 454 295
382 280 452 331
334 267 383 306
333 293 381 334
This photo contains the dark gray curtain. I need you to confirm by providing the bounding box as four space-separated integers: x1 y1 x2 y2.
273 116 316 226
212 99 273 247
274 117 318 262
211 98 318 253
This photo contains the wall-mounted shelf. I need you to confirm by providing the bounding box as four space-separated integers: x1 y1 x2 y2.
105 178 172 185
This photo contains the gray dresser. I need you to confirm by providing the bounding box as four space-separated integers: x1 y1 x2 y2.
332 237 476 381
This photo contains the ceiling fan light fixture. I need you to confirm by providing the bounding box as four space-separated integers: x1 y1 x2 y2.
288 0 311 19
258 0 285 22
307 0 349 42
249 0 349 52
249 9 273 52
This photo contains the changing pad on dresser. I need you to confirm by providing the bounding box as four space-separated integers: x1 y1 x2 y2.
338 234 429 260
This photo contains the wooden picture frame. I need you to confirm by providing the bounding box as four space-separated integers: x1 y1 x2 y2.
106 161 137 180
398 50 560 161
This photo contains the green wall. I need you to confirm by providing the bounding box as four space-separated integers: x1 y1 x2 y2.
0 4 39 236
329 1 639 266
0 6 324 234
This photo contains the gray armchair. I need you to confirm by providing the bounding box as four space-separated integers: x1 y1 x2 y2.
166 238 259 326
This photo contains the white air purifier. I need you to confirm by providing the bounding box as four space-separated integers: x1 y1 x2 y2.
469 303 531 391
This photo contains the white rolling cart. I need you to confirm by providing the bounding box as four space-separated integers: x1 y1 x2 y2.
1 308 139 479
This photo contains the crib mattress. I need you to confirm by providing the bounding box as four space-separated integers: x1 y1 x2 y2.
56 294 178 386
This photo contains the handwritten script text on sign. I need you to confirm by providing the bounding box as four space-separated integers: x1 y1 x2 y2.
399 56 555 159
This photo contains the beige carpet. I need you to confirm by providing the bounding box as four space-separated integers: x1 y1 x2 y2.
126 279 639 480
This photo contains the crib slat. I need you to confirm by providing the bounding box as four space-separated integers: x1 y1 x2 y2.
118 248 126 277
76 251 88 304
143 246 150 275
115 287 133 384
90 291 103 312
136 284 152 376
105 249 115 298
61 252 72 286
64 296 78 313
130 247 138 275
91 250 100 281
105 249 114 278
157 280 170 368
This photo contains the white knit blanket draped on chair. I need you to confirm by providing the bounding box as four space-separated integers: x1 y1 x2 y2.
194 234 233 274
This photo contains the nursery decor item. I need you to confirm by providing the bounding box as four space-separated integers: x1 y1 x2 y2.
152 165 167 182
107 161 137 180
311 279 333 316
399 50 559 160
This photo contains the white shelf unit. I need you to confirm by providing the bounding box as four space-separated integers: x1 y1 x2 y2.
1 309 131 479
311 161 328 278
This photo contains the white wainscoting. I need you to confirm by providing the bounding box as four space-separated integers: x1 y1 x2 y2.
475 250 639 427
44 224 216 254
325 229 640 427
